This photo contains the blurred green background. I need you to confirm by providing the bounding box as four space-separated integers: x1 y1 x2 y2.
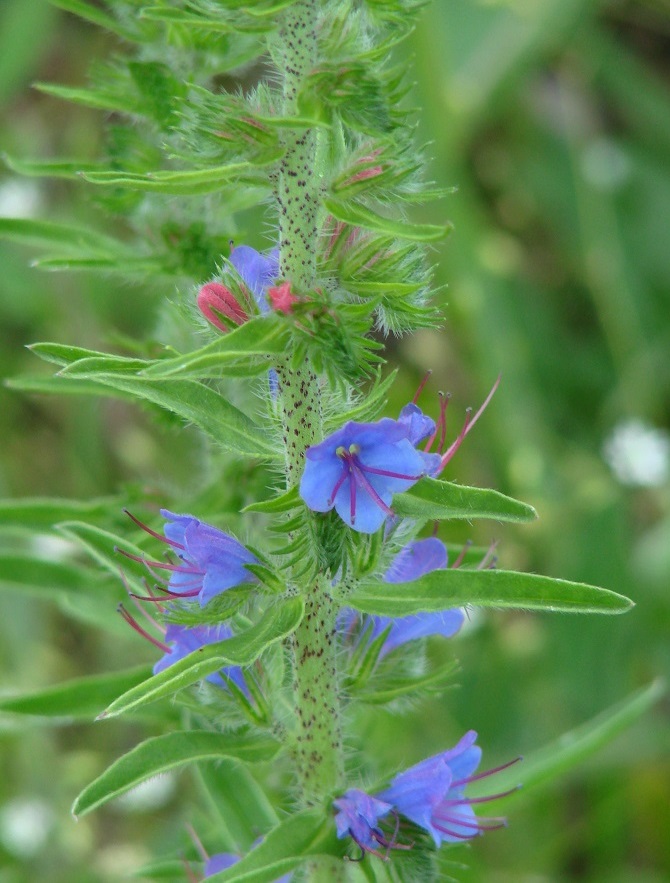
0 1 668 881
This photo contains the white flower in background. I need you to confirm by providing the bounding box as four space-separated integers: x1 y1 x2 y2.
0 797 54 858
0 177 41 218
603 419 670 488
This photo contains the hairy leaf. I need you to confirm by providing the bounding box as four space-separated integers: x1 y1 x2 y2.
72 731 281 817
349 569 633 616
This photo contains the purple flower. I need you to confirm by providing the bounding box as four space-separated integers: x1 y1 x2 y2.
377 731 512 846
300 419 441 533
205 849 291 881
341 538 464 657
204 853 238 876
159 510 258 607
230 244 279 313
333 789 394 854
153 622 247 692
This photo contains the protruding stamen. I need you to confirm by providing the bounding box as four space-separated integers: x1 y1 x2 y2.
440 376 500 470
450 539 473 569
452 755 522 787
118 603 170 653
123 509 184 550
327 463 350 506
412 369 432 404
424 391 450 453
476 540 498 571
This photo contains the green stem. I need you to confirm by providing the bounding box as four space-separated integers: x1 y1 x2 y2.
273 4 346 866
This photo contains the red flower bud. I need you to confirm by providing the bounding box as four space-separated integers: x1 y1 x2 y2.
197 282 248 333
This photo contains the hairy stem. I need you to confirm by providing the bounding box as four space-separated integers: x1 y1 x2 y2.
273 0 346 854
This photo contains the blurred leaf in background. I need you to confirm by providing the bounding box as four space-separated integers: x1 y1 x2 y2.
0 1 668 882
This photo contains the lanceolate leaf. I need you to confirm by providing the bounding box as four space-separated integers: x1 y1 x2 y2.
0 217 120 252
324 197 451 242
393 477 537 523
139 319 289 378
468 680 665 803
72 731 281 817
49 0 132 38
205 808 340 883
349 569 633 616
0 665 152 719
100 598 304 718
10 371 278 459
0 554 119 607
80 159 279 195
0 496 116 529
3 154 101 178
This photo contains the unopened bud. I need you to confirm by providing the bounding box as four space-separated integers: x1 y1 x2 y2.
197 282 248 333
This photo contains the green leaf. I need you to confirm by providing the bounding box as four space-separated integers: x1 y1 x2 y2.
205 808 340 883
49 0 131 38
195 761 278 853
469 680 666 803
0 665 152 719
55 520 147 582
0 553 118 606
352 659 460 705
72 731 281 818
392 477 537 523
34 82 138 114
140 319 289 378
0 217 120 252
100 598 304 718
12 370 278 460
0 496 115 529
80 160 278 195
349 569 634 616
138 7 237 32
3 153 101 178
242 486 300 514
324 197 451 242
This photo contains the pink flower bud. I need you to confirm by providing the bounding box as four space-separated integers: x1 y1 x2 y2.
197 282 248 333
268 281 299 314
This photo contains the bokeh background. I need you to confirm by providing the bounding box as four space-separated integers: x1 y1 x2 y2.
0 1 669 881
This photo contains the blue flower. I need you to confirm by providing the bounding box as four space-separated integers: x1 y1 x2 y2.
159 510 258 607
230 244 279 313
377 731 513 846
333 789 394 854
153 622 247 692
341 538 464 657
300 420 441 533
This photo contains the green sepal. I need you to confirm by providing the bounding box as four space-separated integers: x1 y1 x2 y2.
205 808 341 883
392 476 537 523
99 598 305 718
0 665 152 720
324 197 451 242
349 569 634 616
72 731 281 818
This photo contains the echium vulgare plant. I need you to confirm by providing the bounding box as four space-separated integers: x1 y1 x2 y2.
0 1 647 881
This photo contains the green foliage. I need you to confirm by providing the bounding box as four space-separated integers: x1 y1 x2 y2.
0 0 660 880
349 569 634 616
72 731 281 817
